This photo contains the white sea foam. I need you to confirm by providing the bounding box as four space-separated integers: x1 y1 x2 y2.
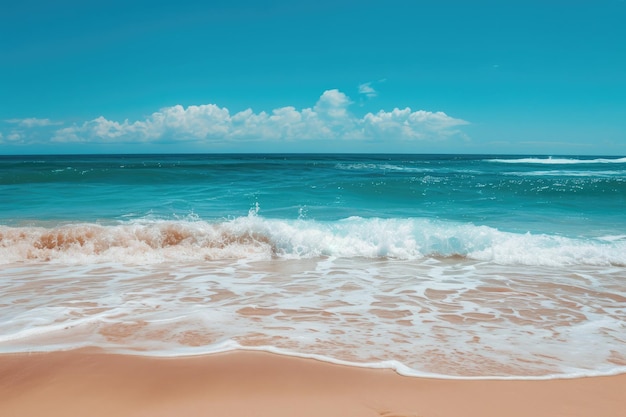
334 162 483 175
1 215 624 266
598 234 626 242
505 170 626 177
488 156 626 164
1 257 624 379
335 162 434 173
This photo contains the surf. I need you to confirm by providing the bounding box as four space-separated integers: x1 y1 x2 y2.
2 215 624 267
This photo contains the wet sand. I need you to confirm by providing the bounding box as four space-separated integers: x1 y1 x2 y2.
1 349 624 417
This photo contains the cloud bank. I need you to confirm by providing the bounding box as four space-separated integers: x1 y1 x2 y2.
2 90 469 148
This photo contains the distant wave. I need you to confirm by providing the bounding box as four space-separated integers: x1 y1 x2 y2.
505 170 626 177
334 162 485 175
335 162 434 173
1 215 624 267
488 157 626 164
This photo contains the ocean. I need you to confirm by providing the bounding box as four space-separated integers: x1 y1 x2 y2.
1 154 625 378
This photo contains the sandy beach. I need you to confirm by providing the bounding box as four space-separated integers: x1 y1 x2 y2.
1 349 624 417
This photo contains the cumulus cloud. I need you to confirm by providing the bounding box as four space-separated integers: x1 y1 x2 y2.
29 89 468 145
366 108 470 139
314 89 352 118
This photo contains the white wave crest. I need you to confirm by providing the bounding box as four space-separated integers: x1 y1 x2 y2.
488 156 626 164
1 216 624 266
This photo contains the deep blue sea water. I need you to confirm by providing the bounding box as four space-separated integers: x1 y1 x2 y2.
1 154 625 378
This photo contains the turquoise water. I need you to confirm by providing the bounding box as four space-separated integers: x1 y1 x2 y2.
1 154 625 378
2 154 625 236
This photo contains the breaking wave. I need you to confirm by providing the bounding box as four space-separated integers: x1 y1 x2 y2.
1 214 624 266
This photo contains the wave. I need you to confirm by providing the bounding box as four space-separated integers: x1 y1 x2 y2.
335 162 434 173
488 156 626 164
1 214 624 266
505 170 626 177
334 162 482 175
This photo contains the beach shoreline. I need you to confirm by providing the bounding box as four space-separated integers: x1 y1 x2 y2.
1 349 624 417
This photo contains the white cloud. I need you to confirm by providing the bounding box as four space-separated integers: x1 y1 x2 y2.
363 108 467 140
6 118 60 128
6 132 23 142
45 89 468 145
314 89 352 118
1 118 63 145
358 82 377 98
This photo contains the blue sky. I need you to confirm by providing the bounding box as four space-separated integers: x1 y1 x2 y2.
1 0 624 154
